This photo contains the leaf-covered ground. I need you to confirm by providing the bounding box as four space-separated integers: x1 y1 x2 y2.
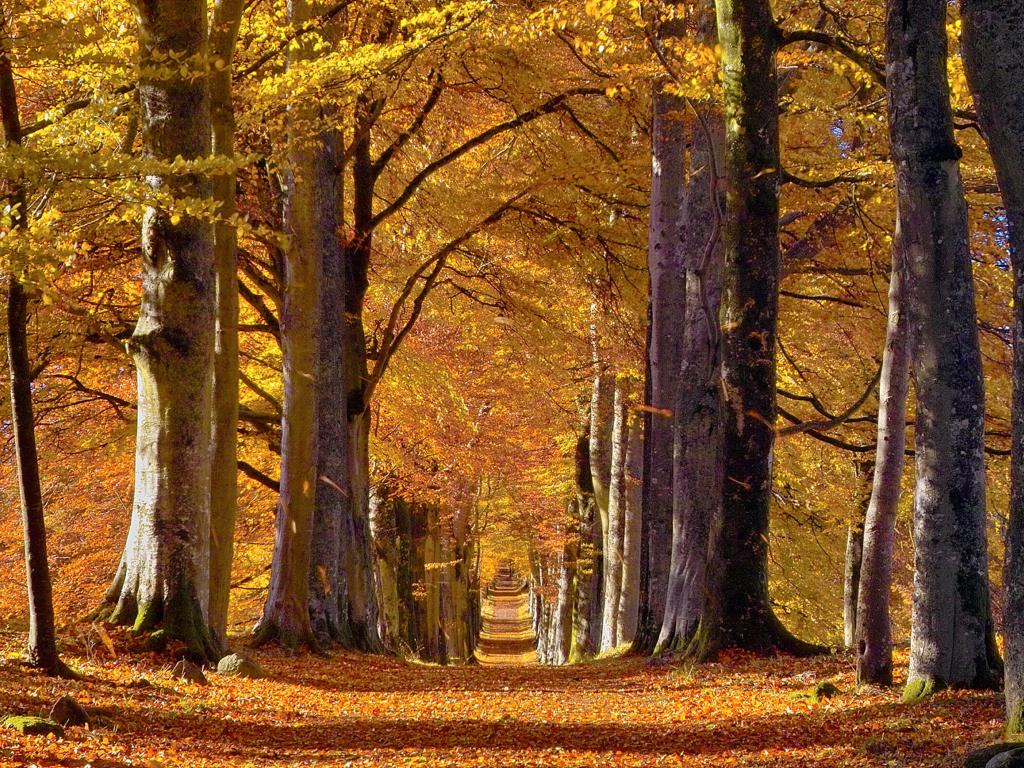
0 635 1006 767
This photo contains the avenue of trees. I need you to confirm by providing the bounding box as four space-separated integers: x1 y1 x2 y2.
4 0 1024 737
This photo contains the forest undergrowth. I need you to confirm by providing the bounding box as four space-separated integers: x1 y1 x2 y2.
0 635 1003 767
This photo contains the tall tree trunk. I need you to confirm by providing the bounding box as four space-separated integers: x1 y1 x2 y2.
553 506 578 664
0 40 70 677
656 4 725 657
105 0 219 662
635 51 687 653
207 0 244 648
843 459 873 649
601 377 629 651
369 487 400 650
309 131 348 644
617 415 643 646
855 256 910 685
571 428 600 661
712 0 816 656
886 0 1001 700
253 0 325 648
961 0 1024 729
340 103 381 651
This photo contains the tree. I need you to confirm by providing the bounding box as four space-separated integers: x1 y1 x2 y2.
855 261 909 685
253 0 332 648
710 0 815 656
104 0 220 662
0 16 72 677
654 1 726 658
207 0 245 648
600 376 629 651
886 0 1000 700
959 0 1024 723
634 11 686 654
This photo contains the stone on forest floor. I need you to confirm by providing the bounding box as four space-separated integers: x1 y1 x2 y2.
987 748 1024 768
216 653 265 679
49 695 90 727
964 744 1024 768
170 660 208 685
789 680 840 703
2 715 65 736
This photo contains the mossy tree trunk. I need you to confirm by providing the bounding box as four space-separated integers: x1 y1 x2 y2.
960 0 1024 730
106 0 220 662
886 0 1001 700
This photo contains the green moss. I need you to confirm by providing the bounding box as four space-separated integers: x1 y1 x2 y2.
2 716 64 736
1008 703 1024 738
790 680 841 703
903 675 943 703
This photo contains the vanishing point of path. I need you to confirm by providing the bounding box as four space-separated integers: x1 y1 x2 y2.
476 564 538 666
0 637 1006 767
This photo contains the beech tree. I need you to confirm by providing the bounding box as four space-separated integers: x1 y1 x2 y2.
886 0 1000 700
960 0 1024 726
104 0 220 662
0 16 71 677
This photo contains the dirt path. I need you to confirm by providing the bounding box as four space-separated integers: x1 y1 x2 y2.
475 567 537 665
0 638 1005 767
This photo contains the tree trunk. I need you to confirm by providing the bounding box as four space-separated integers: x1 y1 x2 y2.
207 0 244 648
339 107 382 651
0 41 70 677
309 131 348 644
886 0 1001 700
843 460 873 649
553 506 578 664
712 0 816 656
960 0 1024 729
635 65 687 654
369 487 401 650
601 377 629 651
106 0 219 661
656 5 726 656
855 255 910 685
617 415 643 646
253 0 325 649
571 428 600 661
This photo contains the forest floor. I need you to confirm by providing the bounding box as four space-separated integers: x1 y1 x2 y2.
0 632 1008 767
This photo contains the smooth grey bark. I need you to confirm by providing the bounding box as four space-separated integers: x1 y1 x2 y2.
207 0 244 648
856 259 909 685
253 0 324 648
635 65 687 653
106 0 219 661
657 55 725 655
617 415 643 646
0 38 71 677
601 377 629 651
843 459 873 649
960 0 1024 726
886 0 1001 699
